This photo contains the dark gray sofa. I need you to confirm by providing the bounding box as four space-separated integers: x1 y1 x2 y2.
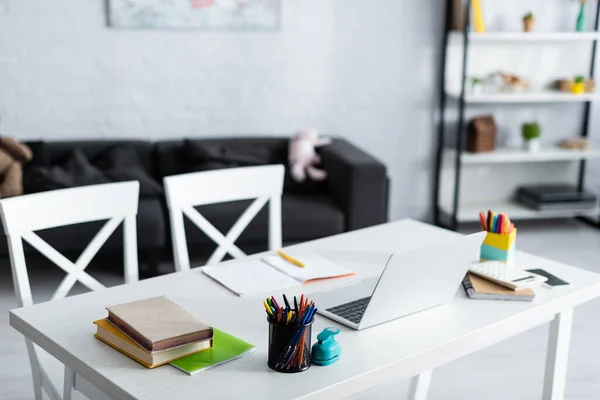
3 137 388 276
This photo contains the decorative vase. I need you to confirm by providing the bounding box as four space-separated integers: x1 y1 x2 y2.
523 18 535 32
572 82 585 94
523 138 541 152
576 2 586 32
472 0 486 33
472 84 483 96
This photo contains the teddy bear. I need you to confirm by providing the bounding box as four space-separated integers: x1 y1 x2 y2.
288 128 332 183
0 137 33 198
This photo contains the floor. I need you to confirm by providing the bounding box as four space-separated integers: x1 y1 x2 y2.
1 220 600 400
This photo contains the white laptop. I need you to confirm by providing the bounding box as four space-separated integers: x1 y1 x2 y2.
311 232 486 330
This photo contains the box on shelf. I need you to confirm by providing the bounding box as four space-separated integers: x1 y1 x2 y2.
554 78 595 93
467 115 496 153
480 229 516 264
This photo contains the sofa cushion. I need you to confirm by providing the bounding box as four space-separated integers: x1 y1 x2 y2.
31 197 165 255
24 149 110 193
280 194 345 241
184 139 281 169
93 144 163 197
156 139 286 177
156 138 326 195
181 193 345 253
24 143 163 198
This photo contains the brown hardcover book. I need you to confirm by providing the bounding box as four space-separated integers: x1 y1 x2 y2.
106 296 213 352
93 319 212 368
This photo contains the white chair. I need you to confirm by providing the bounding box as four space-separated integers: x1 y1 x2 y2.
164 165 284 271
0 181 140 400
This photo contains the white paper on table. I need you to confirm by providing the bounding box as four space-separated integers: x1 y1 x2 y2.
262 254 354 283
203 262 298 297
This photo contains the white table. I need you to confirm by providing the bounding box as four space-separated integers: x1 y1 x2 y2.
10 219 600 400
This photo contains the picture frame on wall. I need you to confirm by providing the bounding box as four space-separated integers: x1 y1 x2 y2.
107 0 281 30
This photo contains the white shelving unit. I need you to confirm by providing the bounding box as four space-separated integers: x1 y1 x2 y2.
446 90 600 104
439 200 600 222
451 31 600 43
435 1 600 229
446 148 600 164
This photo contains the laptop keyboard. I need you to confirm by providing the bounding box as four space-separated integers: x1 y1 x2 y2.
326 297 371 324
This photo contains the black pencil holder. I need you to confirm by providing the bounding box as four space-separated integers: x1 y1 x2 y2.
267 318 313 373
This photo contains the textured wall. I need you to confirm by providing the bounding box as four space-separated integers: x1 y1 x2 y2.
2 0 597 222
0 0 443 221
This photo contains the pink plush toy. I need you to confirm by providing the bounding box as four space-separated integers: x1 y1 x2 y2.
289 128 332 182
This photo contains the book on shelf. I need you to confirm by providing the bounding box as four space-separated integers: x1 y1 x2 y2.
463 273 535 301
105 296 213 352
516 184 598 211
170 328 256 375
93 319 212 368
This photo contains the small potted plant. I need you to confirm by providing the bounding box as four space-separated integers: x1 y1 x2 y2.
522 121 541 152
471 77 486 95
572 75 586 94
523 11 535 32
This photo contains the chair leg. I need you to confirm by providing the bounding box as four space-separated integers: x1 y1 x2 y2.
40 367 62 400
63 366 75 400
31 367 43 400
25 341 44 400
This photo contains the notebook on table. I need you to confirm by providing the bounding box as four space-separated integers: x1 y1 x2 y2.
203 253 354 296
170 329 256 375
462 273 535 301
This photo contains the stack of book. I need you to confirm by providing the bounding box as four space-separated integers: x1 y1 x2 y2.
516 184 597 211
94 296 214 368
462 273 535 302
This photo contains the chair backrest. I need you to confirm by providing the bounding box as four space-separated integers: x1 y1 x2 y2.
0 181 140 308
164 165 284 271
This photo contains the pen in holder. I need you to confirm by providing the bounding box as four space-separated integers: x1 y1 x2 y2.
479 210 517 264
268 318 313 372
264 294 317 373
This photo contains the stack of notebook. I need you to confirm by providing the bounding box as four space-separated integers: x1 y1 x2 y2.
94 296 214 368
462 273 535 302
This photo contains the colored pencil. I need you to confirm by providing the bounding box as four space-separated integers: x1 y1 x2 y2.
479 211 487 231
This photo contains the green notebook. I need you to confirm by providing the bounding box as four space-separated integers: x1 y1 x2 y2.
170 328 256 375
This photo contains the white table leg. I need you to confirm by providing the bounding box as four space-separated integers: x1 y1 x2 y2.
408 370 432 400
543 309 573 400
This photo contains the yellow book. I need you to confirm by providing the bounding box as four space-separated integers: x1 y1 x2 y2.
93 319 212 368
472 0 486 33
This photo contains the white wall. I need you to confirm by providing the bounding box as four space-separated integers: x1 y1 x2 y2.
1 0 598 222
0 0 442 221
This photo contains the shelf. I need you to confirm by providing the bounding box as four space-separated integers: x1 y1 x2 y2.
439 201 600 223
446 90 600 104
446 148 600 164
450 31 600 42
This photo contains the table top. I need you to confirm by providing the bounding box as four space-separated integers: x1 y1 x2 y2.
10 219 600 400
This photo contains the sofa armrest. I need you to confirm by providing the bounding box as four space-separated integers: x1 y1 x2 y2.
320 139 388 231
